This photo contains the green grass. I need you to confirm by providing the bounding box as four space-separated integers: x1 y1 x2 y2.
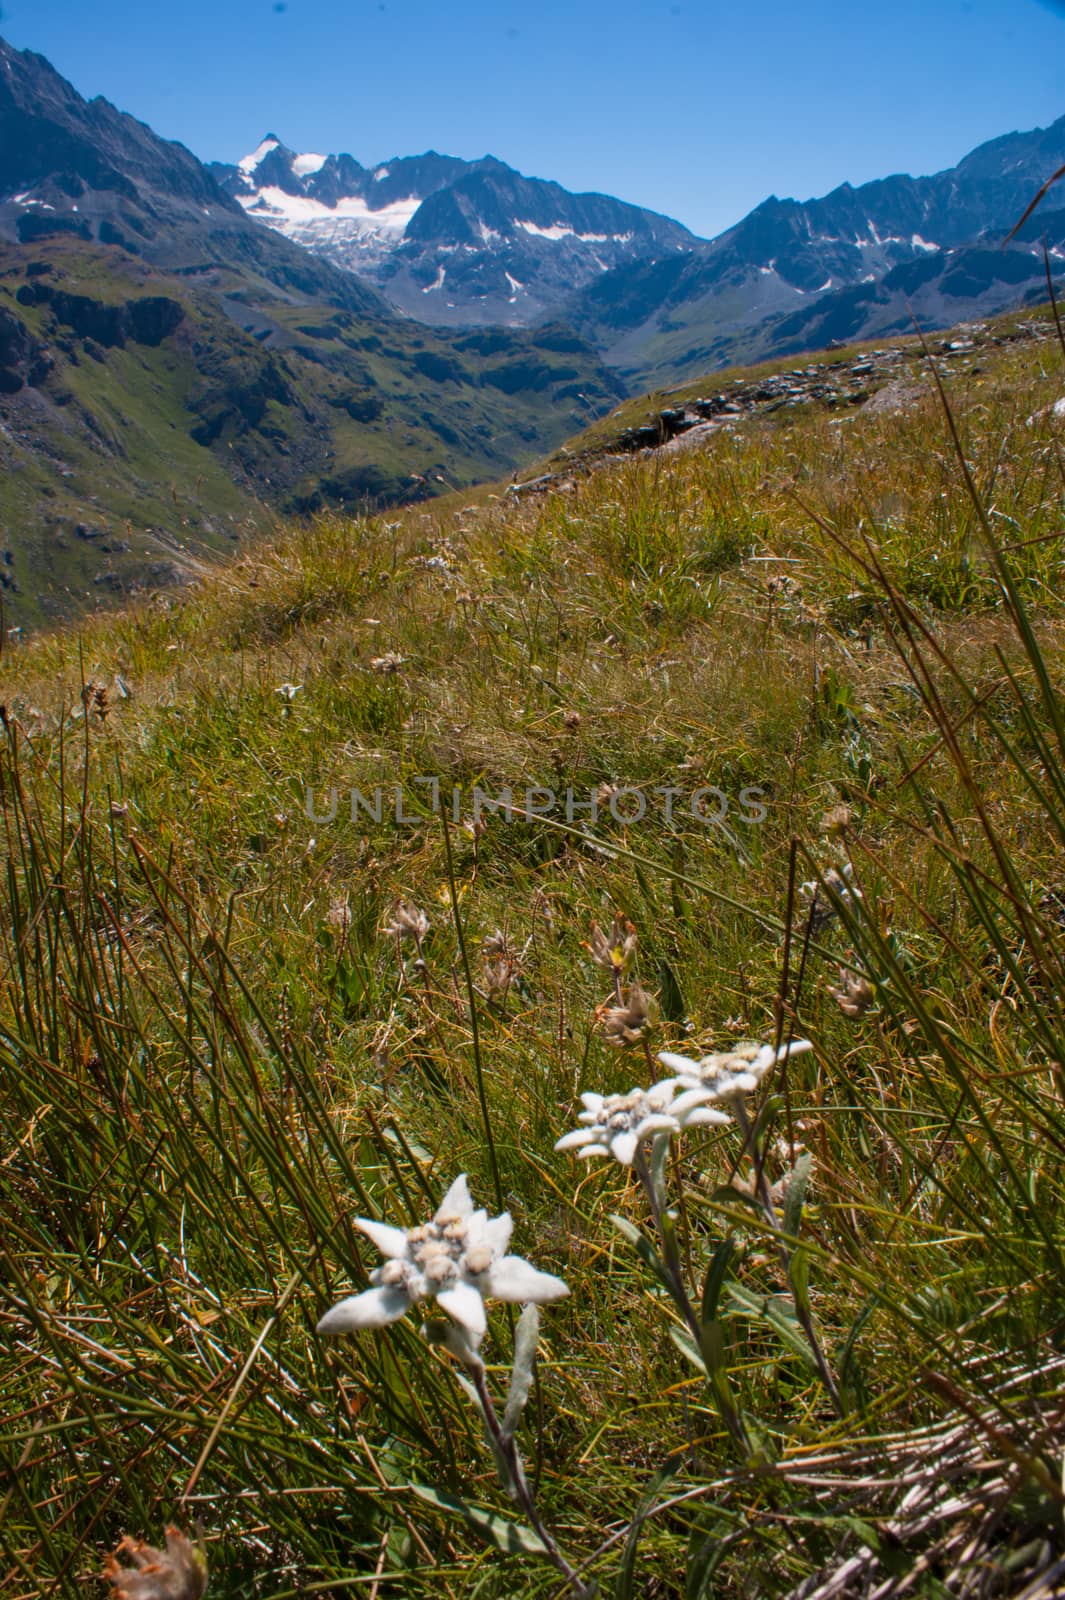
1 312 1065 1597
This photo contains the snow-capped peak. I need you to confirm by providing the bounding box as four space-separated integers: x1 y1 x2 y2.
292 152 327 177
238 136 281 174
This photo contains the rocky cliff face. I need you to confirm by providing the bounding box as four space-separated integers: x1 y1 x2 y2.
559 113 1065 386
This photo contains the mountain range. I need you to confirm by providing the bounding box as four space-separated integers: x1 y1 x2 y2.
217 119 1065 387
0 38 622 626
210 139 696 328
0 30 1064 630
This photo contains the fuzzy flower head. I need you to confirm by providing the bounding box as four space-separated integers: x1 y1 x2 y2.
657 1038 813 1104
102 1528 207 1600
555 1082 728 1167
317 1176 567 1347
599 982 658 1047
585 916 638 977
382 901 430 944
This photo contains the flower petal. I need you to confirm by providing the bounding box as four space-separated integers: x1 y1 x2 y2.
555 1128 598 1151
354 1219 410 1259
579 1092 605 1112
578 1143 610 1159
635 1113 680 1137
776 1039 813 1063
609 1129 640 1165
316 1286 411 1334
478 1211 513 1257
434 1174 473 1225
678 1106 732 1127
657 1050 699 1074
487 1255 569 1303
435 1280 487 1339
669 1087 714 1117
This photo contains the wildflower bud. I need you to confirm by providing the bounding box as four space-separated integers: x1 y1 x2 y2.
102 1527 207 1600
585 916 638 976
562 709 582 730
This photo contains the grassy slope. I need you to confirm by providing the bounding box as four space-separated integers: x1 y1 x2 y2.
0 240 621 629
1 309 1065 1595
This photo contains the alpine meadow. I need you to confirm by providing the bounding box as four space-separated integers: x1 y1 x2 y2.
1 17 1065 1600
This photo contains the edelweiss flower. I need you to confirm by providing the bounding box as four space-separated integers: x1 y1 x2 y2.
102 1527 207 1600
555 1083 729 1166
317 1175 567 1345
656 1037 813 1104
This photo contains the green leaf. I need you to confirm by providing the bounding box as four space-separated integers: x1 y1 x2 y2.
502 1304 540 1437
657 956 686 1021
727 1282 818 1372
700 1237 736 1325
609 1213 675 1295
650 1132 671 1210
409 1484 547 1556
788 1244 811 1316
670 1324 707 1373
783 1151 813 1238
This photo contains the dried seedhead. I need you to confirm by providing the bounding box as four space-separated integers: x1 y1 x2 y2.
829 964 875 1018
382 902 430 945
102 1527 207 1600
599 982 657 1046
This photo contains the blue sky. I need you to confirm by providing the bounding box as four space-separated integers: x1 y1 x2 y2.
4 0 1065 238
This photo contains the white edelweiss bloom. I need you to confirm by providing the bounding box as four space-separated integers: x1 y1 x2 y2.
656 1037 813 1104
555 1082 729 1167
316 1174 567 1346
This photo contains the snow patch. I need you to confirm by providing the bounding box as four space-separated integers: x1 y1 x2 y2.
423 265 446 293
911 233 938 252
239 137 280 174
374 166 390 182
505 272 524 298
240 186 419 231
516 219 633 244
292 152 327 177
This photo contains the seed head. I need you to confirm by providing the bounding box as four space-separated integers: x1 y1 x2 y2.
102 1527 207 1600
829 964 875 1018
600 982 657 1046
382 901 430 943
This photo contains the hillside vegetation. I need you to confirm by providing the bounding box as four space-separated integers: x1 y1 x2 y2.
2 307 1065 1598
